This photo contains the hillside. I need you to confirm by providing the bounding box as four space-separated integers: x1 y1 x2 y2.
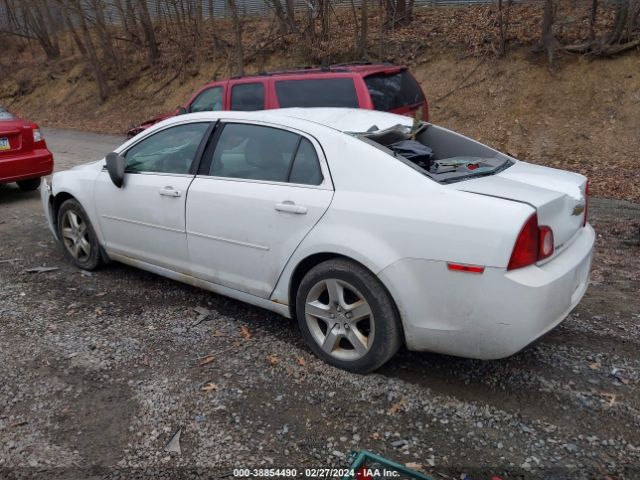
0 4 639 202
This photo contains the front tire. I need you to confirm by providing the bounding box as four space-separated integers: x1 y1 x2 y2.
57 198 103 271
296 259 402 373
17 178 41 191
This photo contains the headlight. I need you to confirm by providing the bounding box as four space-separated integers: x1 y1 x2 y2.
33 129 43 143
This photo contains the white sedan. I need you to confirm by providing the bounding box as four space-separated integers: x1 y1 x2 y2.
41 108 594 373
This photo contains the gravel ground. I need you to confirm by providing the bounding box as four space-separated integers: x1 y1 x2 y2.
0 129 639 479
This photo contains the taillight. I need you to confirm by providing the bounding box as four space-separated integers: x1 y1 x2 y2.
538 226 554 260
583 180 589 227
33 128 43 143
508 214 539 270
507 214 555 270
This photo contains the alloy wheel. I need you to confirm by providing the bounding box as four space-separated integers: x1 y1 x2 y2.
304 278 375 361
60 209 91 262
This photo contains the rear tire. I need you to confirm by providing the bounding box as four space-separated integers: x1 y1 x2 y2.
295 258 402 373
57 198 103 271
17 178 41 191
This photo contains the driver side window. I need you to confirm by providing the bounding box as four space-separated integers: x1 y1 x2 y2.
125 123 210 174
189 86 224 113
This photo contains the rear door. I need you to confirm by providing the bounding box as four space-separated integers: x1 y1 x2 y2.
186 121 333 298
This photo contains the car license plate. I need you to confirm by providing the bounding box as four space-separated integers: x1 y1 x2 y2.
0 137 9 151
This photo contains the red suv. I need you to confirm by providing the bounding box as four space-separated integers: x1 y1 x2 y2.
0 107 53 191
127 63 428 138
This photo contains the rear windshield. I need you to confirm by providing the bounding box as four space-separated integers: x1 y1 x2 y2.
275 78 359 108
0 108 14 120
364 70 424 111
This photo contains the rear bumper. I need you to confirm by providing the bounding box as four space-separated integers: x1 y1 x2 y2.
378 224 595 359
0 149 53 183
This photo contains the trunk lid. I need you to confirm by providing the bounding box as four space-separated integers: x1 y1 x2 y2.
0 118 34 157
448 161 588 259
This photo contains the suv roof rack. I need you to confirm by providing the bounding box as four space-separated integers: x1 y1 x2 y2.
229 62 398 79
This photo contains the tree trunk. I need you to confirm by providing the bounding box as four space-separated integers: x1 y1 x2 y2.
60 5 86 55
609 0 629 44
137 0 161 64
589 0 598 41
70 0 109 102
541 0 558 63
358 0 369 57
228 0 244 76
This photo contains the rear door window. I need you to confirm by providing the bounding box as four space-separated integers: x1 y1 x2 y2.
206 123 323 185
230 83 265 111
364 70 424 111
275 78 359 108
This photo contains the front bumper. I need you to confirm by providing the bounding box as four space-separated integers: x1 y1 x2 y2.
378 224 595 359
0 149 53 183
40 178 58 240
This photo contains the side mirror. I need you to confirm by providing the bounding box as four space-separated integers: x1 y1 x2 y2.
177 106 188 115
105 152 126 188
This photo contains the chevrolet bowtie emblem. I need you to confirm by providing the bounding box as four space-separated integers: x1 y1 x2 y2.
572 204 585 216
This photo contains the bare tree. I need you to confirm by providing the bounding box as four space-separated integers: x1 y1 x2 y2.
67 0 109 102
137 1 160 64
358 0 369 57
228 0 244 76
540 0 558 63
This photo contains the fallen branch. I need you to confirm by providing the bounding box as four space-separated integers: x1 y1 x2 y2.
435 59 485 102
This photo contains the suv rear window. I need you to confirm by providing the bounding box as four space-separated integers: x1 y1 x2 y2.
364 70 424 111
275 78 359 108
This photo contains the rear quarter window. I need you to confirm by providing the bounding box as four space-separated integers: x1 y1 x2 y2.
275 78 359 108
364 70 424 111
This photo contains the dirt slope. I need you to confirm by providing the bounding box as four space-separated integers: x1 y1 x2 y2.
1 48 639 201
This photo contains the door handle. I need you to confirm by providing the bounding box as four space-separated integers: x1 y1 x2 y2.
159 186 182 197
275 201 307 214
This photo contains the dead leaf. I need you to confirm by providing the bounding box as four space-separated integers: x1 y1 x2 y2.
388 398 407 415
370 432 380 440
199 354 215 366
405 462 424 472
212 330 225 337
240 325 252 340
266 354 280 366
588 362 602 370
201 382 218 392
297 356 306 367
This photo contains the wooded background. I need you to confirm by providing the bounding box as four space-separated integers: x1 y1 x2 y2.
1 0 639 102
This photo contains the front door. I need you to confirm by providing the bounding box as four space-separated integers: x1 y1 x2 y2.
186 121 334 298
95 121 212 273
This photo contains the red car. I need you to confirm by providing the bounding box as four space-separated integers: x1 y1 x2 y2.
0 107 53 191
127 63 428 138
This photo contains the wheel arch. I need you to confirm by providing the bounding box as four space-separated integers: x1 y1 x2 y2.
51 190 111 264
51 191 77 235
285 251 406 346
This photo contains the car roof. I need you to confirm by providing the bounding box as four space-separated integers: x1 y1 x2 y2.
163 108 414 134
